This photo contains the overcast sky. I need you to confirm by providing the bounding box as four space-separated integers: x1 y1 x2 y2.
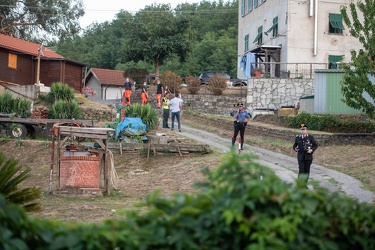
80 0 205 28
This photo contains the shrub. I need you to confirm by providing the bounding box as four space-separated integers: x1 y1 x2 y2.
160 70 182 94
48 99 82 119
186 76 201 94
207 74 227 95
0 92 31 118
38 82 75 105
286 113 375 133
0 92 13 114
124 103 158 130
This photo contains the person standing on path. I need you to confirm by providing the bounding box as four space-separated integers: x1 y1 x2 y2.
123 77 132 106
168 93 183 132
156 79 164 108
293 124 318 187
162 93 170 128
141 81 148 106
231 102 251 150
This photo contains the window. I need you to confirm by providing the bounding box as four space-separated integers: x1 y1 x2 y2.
254 0 258 8
329 13 344 34
244 34 249 52
266 16 278 37
241 0 245 16
253 26 263 45
8 53 17 69
328 55 343 69
247 0 253 12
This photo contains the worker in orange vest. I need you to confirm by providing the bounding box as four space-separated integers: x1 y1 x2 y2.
141 81 148 105
156 79 164 108
123 77 132 106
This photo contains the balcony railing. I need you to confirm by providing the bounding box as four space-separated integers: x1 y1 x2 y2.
249 62 330 79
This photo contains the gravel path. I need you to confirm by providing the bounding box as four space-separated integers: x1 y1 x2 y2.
178 124 374 203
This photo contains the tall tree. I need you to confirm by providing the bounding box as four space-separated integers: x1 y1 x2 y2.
340 0 375 118
0 0 84 42
121 4 194 77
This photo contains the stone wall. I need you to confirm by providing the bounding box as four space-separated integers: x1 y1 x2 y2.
246 78 314 109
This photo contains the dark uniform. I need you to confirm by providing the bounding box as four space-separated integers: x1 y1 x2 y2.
231 102 251 150
292 124 318 185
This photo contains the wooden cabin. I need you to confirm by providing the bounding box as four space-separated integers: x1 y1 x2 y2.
0 34 87 93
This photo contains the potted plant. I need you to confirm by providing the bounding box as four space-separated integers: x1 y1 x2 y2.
251 68 262 78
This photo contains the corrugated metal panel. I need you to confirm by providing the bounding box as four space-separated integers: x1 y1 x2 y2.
314 72 326 113
326 72 362 114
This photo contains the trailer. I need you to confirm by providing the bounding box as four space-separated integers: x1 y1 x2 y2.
0 116 96 138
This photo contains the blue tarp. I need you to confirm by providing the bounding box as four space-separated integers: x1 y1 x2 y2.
115 117 147 138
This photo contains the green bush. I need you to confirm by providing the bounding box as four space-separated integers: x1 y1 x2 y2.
124 103 158 130
0 92 14 114
0 92 31 118
286 113 375 133
160 70 182 94
186 76 201 94
39 82 75 105
207 74 227 95
47 99 82 119
1 151 375 249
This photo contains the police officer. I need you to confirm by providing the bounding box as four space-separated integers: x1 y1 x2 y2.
232 102 251 150
293 124 318 186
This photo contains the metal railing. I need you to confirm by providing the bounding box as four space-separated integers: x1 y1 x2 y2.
249 62 330 79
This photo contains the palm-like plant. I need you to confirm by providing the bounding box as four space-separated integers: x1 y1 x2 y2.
125 103 158 130
0 151 41 212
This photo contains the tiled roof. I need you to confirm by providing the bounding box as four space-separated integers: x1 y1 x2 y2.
0 34 64 58
89 68 126 86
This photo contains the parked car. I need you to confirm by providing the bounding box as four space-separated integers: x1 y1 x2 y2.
198 71 247 86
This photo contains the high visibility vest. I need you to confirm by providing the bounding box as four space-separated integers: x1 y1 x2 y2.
163 98 170 109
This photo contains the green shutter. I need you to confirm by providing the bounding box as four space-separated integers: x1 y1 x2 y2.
253 26 262 43
266 17 278 34
244 35 249 52
248 0 253 11
241 0 245 16
336 15 345 30
329 14 338 28
329 14 345 30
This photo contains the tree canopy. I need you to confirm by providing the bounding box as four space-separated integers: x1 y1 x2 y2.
0 0 84 42
55 1 238 77
340 0 375 118
120 4 194 77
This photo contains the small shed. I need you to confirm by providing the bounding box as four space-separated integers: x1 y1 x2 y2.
84 68 129 102
314 70 374 114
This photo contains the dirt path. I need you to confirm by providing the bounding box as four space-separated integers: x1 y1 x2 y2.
178 124 374 203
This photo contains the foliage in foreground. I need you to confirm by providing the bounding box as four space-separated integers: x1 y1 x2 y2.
124 103 158 130
1 151 375 249
0 152 41 212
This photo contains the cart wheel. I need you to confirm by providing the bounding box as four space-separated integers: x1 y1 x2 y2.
10 124 27 138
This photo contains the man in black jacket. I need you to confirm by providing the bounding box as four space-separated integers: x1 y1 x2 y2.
293 124 318 187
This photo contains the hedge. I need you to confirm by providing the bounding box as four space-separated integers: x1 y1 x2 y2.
1 151 374 250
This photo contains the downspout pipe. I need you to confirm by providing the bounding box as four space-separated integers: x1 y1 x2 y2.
314 0 318 56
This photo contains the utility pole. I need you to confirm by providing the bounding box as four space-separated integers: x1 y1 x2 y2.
36 47 44 85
